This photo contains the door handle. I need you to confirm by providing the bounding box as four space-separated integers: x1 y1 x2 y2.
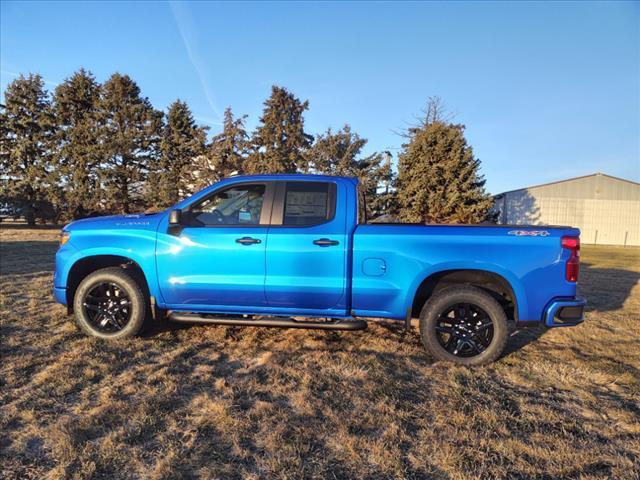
313 238 339 247
236 237 262 245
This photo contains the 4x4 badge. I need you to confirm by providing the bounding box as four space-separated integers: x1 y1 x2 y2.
508 230 550 237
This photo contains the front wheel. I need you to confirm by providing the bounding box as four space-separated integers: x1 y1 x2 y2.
73 267 147 339
419 285 508 366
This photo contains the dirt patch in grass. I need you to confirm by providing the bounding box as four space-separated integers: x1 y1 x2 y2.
1 228 639 479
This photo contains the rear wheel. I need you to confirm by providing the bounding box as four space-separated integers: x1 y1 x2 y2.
419 286 508 366
73 267 147 339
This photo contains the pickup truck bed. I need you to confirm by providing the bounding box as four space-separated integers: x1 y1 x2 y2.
352 223 579 322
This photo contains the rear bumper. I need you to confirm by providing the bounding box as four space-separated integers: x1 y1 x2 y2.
543 297 586 327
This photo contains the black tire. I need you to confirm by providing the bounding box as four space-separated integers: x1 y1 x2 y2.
73 267 147 340
419 285 508 366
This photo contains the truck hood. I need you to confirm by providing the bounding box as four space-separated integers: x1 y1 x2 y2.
64 212 165 232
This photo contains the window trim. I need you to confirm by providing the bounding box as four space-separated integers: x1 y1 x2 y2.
270 180 337 228
357 182 368 224
182 181 275 228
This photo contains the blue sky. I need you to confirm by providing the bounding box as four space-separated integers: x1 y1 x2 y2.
1 1 638 193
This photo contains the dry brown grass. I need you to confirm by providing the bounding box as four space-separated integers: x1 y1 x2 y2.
1 225 639 479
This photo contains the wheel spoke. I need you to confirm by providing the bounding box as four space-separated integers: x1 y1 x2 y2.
111 313 123 328
468 339 483 353
475 320 493 332
452 339 465 355
444 335 457 352
475 331 492 347
114 308 128 323
94 312 106 327
436 325 455 335
465 303 474 320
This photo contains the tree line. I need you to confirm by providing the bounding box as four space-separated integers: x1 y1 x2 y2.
0 69 494 225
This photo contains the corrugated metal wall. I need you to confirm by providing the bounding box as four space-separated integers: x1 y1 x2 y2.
497 174 640 246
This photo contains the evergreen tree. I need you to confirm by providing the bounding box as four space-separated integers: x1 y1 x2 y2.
308 125 396 218
52 68 102 220
199 107 248 187
147 99 207 207
247 86 313 173
368 151 397 219
97 73 163 213
0 74 57 225
396 100 494 224
309 124 368 175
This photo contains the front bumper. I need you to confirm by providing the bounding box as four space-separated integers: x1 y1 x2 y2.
543 297 586 327
53 286 67 306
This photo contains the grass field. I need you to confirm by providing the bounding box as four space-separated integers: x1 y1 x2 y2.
1 225 639 479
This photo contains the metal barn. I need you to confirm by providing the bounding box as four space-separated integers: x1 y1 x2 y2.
494 173 640 246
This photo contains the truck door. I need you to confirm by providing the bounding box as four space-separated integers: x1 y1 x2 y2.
264 180 348 311
156 182 273 308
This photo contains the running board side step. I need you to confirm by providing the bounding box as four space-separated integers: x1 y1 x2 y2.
168 312 368 331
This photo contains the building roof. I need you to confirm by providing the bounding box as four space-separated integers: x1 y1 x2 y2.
495 172 640 197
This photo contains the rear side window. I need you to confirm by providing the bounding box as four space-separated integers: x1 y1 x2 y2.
283 182 334 226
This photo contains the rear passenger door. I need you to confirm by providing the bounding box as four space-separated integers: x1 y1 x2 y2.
265 181 348 312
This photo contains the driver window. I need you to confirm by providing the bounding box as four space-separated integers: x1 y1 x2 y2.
189 184 266 226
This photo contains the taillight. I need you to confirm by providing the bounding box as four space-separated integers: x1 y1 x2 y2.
562 236 580 282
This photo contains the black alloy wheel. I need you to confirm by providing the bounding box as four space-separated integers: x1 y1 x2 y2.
82 281 132 333
435 303 494 357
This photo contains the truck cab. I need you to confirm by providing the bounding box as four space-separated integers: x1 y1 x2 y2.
157 176 353 316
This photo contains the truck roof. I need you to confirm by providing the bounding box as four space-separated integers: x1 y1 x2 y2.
225 173 359 184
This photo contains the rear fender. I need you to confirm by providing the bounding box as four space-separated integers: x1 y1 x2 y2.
405 261 528 321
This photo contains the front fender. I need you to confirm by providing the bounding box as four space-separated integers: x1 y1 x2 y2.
56 230 161 301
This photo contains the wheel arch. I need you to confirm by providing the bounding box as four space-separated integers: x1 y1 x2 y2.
410 268 521 322
66 254 151 311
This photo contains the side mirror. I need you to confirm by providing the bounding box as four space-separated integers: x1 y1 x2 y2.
168 209 182 225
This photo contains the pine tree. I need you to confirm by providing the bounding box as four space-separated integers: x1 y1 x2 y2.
199 107 248 187
308 125 396 218
97 73 163 213
0 74 57 225
309 124 368 175
247 86 313 174
367 151 397 219
396 100 494 224
52 68 102 220
147 99 207 208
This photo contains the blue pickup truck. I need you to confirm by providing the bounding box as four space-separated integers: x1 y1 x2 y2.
54 174 585 365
